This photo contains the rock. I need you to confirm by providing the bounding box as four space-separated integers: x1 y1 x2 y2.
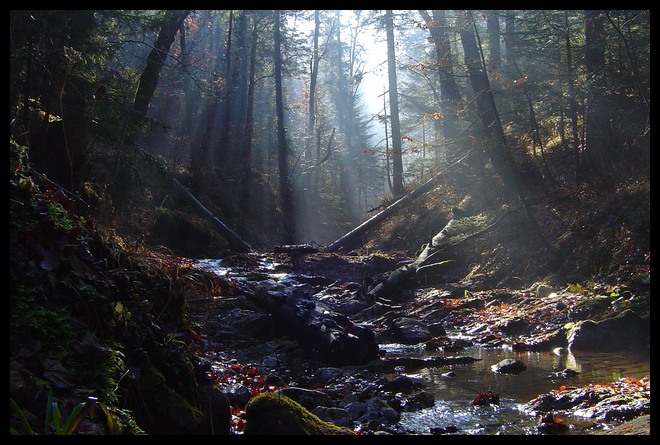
275 387 333 411
498 317 530 335
389 317 433 344
404 391 435 411
243 393 355 435
491 358 526 374
537 412 569 434
566 309 649 351
536 284 555 298
427 321 447 336
221 382 252 408
378 375 418 394
265 291 380 366
312 406 354 428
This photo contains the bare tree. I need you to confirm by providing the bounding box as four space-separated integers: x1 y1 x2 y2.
274 10 295 243
458 10 556 253
418 10 463 165
582 10 610 180
385 10 404 196
133 10 190 115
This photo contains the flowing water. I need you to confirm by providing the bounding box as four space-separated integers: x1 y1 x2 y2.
382 342 650 435
195 256 650 435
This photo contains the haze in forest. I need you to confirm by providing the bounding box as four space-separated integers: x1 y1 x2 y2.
9 10 650 253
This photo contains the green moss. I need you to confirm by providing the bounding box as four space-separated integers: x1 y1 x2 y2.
244 393 355 435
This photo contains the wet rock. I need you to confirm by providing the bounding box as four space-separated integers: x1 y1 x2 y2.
264 372 287 388
312 406 354 428
430 425 459 434
472 389 500 406
378 375 419 394
427 321 447 336
512 329 566 351
276 387 333 411
491 358 526 374
404 391 435 411
362 397 400 424
525 377 650 424
478 333 503 348
536 284 555 298
389 317 433 344
221 382 252 408
547 368 580 379
566 309 649 351
341 400 367 419
537 412 569 434
498 316 530 335
459 298 485 309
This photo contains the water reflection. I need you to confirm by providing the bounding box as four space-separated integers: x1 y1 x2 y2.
384 343 650 435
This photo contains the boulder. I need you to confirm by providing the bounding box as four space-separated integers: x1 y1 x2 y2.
243 393 355 435
491 358 526 374
566 309 649 351
389 317 433 344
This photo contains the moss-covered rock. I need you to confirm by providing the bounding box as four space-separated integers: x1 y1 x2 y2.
243 393 355 435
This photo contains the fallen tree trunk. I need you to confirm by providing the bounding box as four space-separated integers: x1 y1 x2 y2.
366 210 511 302
324 171 446 253
135 146 252 253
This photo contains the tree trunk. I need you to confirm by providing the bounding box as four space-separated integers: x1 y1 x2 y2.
273 10 295 243
458 10 556 254
418 10 463 166
486 10 501 91
300 10 321 241
135 146 251 253
582 10 611 180
324 170 448 253
216 10 235 170
133 10 189 115
385 10 404 196
563 11 581 181
239 13 261 207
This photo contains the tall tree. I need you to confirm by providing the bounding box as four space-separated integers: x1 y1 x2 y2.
582 10 610 180
192 12 225 195
418 10 463 165
216 10 235 170
299 10 322 240
273 10 295 243
239 11 266 205
458 10 555 252
563 11 581 180
133 10 190 115
385 10 404 196
486 10 502 91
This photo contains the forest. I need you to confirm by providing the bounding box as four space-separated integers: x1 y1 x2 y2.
10 10 649 435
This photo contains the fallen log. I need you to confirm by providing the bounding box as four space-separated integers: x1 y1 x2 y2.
324 171 447 253
135 146 252 253
366 210 511 302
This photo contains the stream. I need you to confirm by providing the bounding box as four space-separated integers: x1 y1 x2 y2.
382 342 650 434
194 254 651 435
